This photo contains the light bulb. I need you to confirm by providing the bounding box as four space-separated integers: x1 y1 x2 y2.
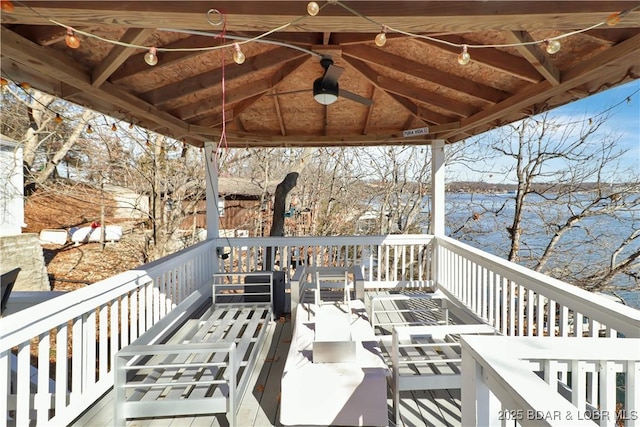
307 1 319 16
233 43 245 64
457 45 471 65
20 82 30 90
144 47 158 66
606 12 621 26
1 0 14 12
86 125 93 134
55 113 63 124
374 27 387 47
65 28 80 49
0 77 8 86
545 39 561 54
111 123 117 132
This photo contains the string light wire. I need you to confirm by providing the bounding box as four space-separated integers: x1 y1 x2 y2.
27 1 637 58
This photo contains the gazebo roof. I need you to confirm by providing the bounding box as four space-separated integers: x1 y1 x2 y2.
2 1 639 148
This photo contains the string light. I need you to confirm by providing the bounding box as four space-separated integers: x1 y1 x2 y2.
545 39 561 54
86 124 93 133
144 47 158 66
1 0 14 12
306 1 320 16
39 2 635 72
0 77 7 86
457 45 471 65
65 28 80 49
374 26 387 47
232 43 245 64
111 123 117 132
20 82 31 90
54 113 63 123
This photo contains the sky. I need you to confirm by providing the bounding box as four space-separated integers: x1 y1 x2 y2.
447 79 640 183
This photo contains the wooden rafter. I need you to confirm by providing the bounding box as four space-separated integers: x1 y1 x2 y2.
415 36 542 83
91 28 155 87
503 31 561 86
0 26 204 142
140 47 307 107
342 44 508 103
443 33 640 140
183 57 309 122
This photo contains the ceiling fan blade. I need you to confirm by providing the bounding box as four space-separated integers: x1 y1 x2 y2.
267 89 312 96
322 64 344 85
339 89 374 106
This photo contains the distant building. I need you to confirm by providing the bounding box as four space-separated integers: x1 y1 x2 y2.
0 135 24 237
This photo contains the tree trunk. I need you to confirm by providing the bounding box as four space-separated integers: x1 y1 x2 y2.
265 172 299 268
35 109 96 186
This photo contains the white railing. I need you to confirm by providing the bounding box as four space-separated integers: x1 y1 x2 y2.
461 336 640 427
0 239 216 427
215 234 434 287
435 235 640 338
3 233 640 426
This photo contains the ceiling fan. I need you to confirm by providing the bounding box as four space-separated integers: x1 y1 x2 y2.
273 56 373 106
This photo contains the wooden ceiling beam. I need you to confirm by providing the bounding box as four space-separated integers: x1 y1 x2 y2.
376 75 477 117
140 46 307 107
91 28 154 87
174 56 308 121
8 2 640 31
342 44 508 104
442 32 640 139
0 26 204 142
191 129 452 148
415 36 542 83
110 35 221 82
273 92 286 136
503 31 561 86
343 55 456 125
192 94 264 130
361 86 376 135
10 24 91 46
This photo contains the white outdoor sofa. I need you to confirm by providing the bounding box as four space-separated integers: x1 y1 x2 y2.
114 272 274 426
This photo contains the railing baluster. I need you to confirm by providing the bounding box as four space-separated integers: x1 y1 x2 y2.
16 342 30 427
58 323 69 410
571 359 586 411
85 310 97 386
99 304 109 379
36 331 51 424
509 281 516 336
627 360 640 427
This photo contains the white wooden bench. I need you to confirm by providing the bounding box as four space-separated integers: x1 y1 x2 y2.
114 272 274 426
390 324 498 423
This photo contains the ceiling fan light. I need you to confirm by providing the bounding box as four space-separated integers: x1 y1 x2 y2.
313 77 338 105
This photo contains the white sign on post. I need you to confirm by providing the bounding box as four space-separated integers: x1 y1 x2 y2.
402 126 430 137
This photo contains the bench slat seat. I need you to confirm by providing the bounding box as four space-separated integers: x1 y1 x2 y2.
114 273 275 427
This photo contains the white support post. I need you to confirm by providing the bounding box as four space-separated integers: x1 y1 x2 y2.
430 139 445 236
431 139 445 289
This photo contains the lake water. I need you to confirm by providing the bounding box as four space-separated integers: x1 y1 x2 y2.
429 192 640 309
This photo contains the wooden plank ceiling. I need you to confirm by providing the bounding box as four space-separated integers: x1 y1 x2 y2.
2 1 639 148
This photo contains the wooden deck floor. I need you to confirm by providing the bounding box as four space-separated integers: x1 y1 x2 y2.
71 291 463 427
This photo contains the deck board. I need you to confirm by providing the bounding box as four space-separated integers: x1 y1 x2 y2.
70 291 462 427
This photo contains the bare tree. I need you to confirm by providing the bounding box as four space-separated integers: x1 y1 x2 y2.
452 112 640 295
